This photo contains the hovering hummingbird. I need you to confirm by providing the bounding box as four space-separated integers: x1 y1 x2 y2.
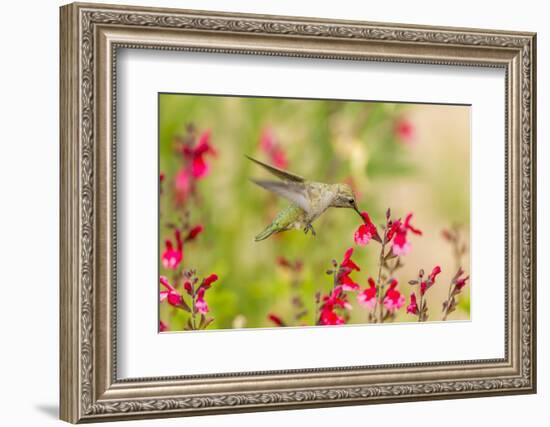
247 155 363 241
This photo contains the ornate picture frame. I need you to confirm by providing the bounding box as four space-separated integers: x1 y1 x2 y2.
60 2 536 423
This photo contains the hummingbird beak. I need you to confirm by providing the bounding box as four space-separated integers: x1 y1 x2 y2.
353 203 363 219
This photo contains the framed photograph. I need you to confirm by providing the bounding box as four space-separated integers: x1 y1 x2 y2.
60 2 537 423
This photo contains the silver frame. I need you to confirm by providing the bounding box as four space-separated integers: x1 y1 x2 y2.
60 2 536 423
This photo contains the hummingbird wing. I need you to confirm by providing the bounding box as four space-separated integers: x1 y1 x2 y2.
251 179 310 212
246 155 305 183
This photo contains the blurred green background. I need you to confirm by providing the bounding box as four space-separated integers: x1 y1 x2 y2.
159 93 471 331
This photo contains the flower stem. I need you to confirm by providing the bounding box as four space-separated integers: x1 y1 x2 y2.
190 281 197 330
375 231 388 323
442 283 455 321
417 292 424 322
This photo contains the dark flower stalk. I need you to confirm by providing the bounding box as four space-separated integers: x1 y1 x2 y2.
406 266 441 322
442 268 469 321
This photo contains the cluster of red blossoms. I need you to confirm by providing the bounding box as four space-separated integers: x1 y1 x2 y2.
354 211 422 256
316 247 409 326
173 128 216 204
160 273 219 330
159 126 220 332
268 206 469 327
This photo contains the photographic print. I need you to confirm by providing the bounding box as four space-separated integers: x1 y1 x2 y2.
158 94 471 332
60 5 536 420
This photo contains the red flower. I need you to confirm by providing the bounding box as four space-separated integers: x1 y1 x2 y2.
319 308 345 326
186 273 218 314
161 229 183 270
183 130 216 178
429 265 442 283
200 273 218 290
183 281 193 296
406 292 418 315
395 118 415 144
383 279 405 312
159 276 183 307
389 213 422 256
319 286 352 326
455 271 470 291
421 266 441 295
340 247 360 272
357 277 377 309
260 128 288 169
354 212 380 246
267 313 284 326
186 224 204 241
387 219 402 241
336 248 361 291
159 321 168 332
420 281 428 295
323 286 352 311
339 274 360 291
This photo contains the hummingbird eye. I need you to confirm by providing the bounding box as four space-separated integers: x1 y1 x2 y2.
348 198 355 204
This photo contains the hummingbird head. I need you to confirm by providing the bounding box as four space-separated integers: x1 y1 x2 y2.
331 184 362 217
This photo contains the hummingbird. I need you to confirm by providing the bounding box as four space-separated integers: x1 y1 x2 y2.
247 155 363 241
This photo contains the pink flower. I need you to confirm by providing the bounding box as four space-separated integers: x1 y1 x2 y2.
406 292 418 315
395 117 415 144
357 277 377 309
195 287 209 314
186 224 204 241
268 313 284 326
159 276 183 307
383 279 405 312
354 212 380 246
392 230 411 256
259 128 288 169
159 321 168 332
161 229 183 270
183 130 216 178
389 213 422 256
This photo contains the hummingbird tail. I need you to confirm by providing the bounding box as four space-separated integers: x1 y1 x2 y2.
254 225 276 241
